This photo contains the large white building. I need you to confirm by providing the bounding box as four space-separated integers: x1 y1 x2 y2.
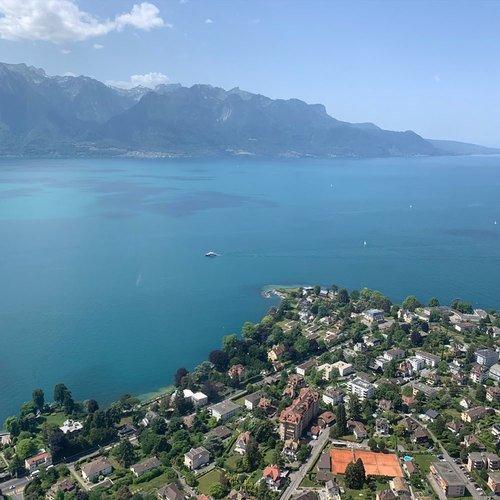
347 377 375 400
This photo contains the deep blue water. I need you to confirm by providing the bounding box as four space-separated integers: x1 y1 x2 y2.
1 155 499 422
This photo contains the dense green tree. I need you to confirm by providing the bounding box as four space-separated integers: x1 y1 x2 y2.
8 454 25 477
345 458 366 489
348 394 362 421
452 300 473 314
85 399 99 413
476 384 486 402
209 350 229 371
337 289 349 305
173 367 188 386
114 439 136 467
335 402 348 436
297 443 311 462
4 416 21 437
32 389 45 412
428 297 440 307
53 383 70 405
16 437 38 460
402 295 421 312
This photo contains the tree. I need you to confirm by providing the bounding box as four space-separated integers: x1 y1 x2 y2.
209 350 229 371
173 367 188 386
402 295 421 312
209 483 230 499
428 297 440 307
410 329 423 347
43 424 68 459
16 437 38 460
32 389 45 412
297 443 311 462
53 383 70 405
114 439 136 467
8 454 25 477
245 439 262 471
476 385 486 403
348 394 362 421
338 289 349 305
335 402 348 436
4 416 21 437
85 399 99 413
452 299 473 314
345 458 366 489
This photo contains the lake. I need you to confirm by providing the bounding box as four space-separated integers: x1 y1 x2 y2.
0 155 499 422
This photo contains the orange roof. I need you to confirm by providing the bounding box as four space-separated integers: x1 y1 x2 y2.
330 449 403 478
263 465 280 481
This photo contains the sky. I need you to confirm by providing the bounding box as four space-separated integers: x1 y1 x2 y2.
0 0 499 146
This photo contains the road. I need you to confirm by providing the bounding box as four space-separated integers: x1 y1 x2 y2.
424 425 487 500
0 476 30 497
280 430 330 500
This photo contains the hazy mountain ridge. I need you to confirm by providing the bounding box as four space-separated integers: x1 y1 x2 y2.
0 62 496 158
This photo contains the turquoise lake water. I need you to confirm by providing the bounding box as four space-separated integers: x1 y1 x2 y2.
0 155 499 422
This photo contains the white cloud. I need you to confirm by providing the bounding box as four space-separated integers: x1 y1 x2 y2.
93 43 103 49
60 48 71 54
107 71 169 89
434 74 441 83
205 18 213 24
63 71 76 77
0 0 167 43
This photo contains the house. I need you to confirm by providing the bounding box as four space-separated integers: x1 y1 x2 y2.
209 400 239 421
81 456 113 482
384 349 405 361
282 439 299 459
322 387 344 406
235 431 252 454
157 483 185 500
489 363 500 381
412 427 430 445
141 410 159 427
263 464 286 491
317 363 336 381
468 452 486 471
486 386 500 403
308 425 321 439
348 420 367 440
0 432 11 446
463 434 485 450
182 389 208 407
318 411 336 428
117 423 138 439
415 351 440 367
376 490 396 500
283 373 305 397
491 423 500 438
389 477 410 498
470 363 488 383
376 418 390 435
279 387 320 440
378 398 393 412
267 344 285 363
228 364 246 380
461 406 494 423
244 391 264 410
423 409 439 422
429 462 465 497
488 471 500 494
130 457 161 477
347 377 375 400
447 420 464 434
24 450 52 473
316 452 333 483
46 479 76 499
59 419 83 434
407 356 425 372
485 453 500 470
331 360 354 377
184 447 210 470
296 359 317 376
362 309 385 324
208 425 232 440
475 348 499 368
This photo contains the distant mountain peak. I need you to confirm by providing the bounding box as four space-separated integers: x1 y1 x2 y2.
0 61 495 158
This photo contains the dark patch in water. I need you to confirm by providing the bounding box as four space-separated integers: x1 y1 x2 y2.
0 187 42 198
444 228 499 239
148 190 276 216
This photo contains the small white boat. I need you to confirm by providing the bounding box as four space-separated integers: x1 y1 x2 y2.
205 251 220 258
363 241 367 246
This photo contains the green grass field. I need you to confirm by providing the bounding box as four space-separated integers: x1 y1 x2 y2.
129 471 173 493
197 468 223 495
41 412 68 427
412 453 437 474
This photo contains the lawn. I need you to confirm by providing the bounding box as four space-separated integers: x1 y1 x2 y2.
130 471 173 493
412 453 437 474
224 452 240 471
197 468 224 495
41 412 67 427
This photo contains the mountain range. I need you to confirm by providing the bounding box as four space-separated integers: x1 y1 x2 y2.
0 62 497 158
